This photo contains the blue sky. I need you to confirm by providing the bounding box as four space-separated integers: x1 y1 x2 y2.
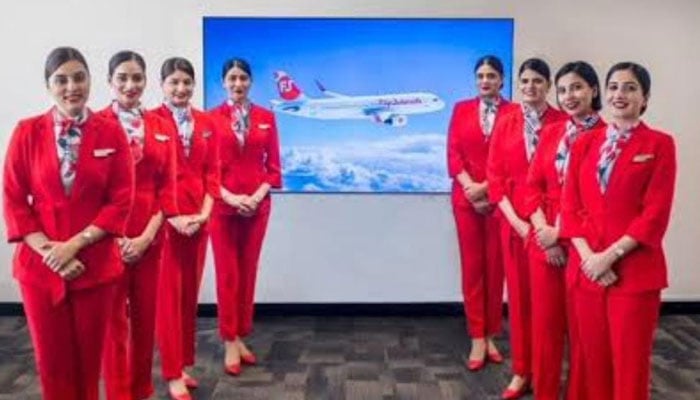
203 18 513 192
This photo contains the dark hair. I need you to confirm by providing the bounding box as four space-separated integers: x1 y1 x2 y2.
44 46 89 84
108 50 146 79
474 55 504 90
221 58 252 80
160 57 195 81
605 62 651 115
518 58 551 81
474 55 504 78
555 61 602 111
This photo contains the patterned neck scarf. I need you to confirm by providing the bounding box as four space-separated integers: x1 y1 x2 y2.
597 124 633 193
113 101 145 163
165 101 193 156
228 99 251 147
523 104 544 161
554 114 600 184
53 107 88 194
480 98 499 138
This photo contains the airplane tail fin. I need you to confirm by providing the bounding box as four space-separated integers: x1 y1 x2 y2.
274 70 305 101
315 79 327 93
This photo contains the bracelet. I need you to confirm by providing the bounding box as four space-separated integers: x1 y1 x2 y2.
80 230 94 246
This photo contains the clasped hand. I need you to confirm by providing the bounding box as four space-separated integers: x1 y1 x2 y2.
581 252 618 287
41 241 84 281
227 194 260 217
463 182 492 215
168 214 204 236
117 236 151 264
534 225 558 249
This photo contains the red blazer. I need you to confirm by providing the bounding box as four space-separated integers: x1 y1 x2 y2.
487 105 567 219
524 118 607 223
560 122 676 292
151 105 220 215
97 107 177 239
208 102 282 215
3 109 134 302
447 97 517 207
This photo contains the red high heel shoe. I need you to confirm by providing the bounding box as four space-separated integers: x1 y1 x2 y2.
501 381 531 399
466 357 486 371
487 349 504 364
182 373 199 389
168 387 192 400
225 362 242 376
241 352 257 365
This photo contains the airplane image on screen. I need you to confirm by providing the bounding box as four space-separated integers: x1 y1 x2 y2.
270 71 445 127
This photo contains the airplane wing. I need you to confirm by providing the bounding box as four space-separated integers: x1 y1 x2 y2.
367 109 408 127
315 80 350 98
362 106 388 117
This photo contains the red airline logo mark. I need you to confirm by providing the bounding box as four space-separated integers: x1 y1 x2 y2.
277 76 301 101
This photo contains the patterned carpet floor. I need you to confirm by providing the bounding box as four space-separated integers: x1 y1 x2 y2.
0 314 698 399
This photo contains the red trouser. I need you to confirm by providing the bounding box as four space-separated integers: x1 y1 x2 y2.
566 294 586 400
573 287 660 400
529 245 585 400
501 225 532 376
20 281 116 400
156 225 208 380
452 203 503 338
103 241 163 400
210 205 270 340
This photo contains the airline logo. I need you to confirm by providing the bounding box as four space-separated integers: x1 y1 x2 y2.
274 71 302 101
378 98 423 106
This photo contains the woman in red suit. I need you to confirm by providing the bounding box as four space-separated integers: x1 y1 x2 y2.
487 58 567 399
561 62 676 400
208 58 282 375
152 57 220 400
97 50 178 400
524 61 605 400
447 55 515 371
2 47 134 400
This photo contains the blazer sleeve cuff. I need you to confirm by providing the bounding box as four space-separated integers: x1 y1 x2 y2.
92 211 129 236
5 219 42 243
521 196 541 219
447 162 462 178
266 174 283 189
625 224 663 248
160 200 179 218
206 181 221 200
488 185 504 204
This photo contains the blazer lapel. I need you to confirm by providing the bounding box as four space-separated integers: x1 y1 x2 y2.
69 114 99 200
41 112 70 201
189 114 204 163
243 105 264 153
472 99 485 138
142 115 158 161
515 114 529 166
604 124 644 197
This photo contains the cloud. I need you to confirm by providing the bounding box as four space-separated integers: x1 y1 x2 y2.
281 133 451 192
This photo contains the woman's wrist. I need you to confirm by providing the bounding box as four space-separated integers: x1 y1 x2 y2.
252 192 267 204
33 240 52 257
138 231 155 246
604 245 624 264
515 217 529 228
70 233 89 251
195 213 209 224
531 221 545 231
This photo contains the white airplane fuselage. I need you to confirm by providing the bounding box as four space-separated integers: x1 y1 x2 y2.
271 92 445 122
